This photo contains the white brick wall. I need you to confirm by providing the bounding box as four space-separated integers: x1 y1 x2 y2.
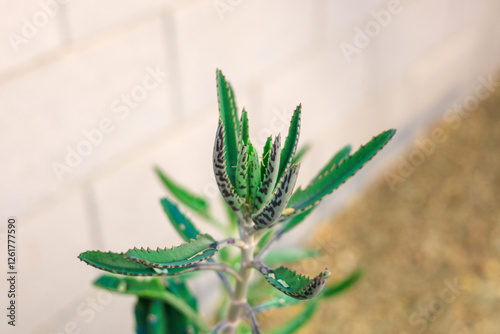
1 0 500 332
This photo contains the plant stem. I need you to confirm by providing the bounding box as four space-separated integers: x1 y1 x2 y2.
222 223 255 334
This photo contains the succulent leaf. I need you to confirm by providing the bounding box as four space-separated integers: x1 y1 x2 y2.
261 266 330 300
94 275 208 332
252 163 300 230
322 269 363 299
252 135 281 214
235 144 249 199
260 135 273 179
309 144 351 185
148 299 168 334
134 297 150 334
160 197 201 242
78 251 201 276
247 142 261 207
216 69 239 187
125 234 218 268
240 109 249 146
213 119 244 214
291 143 311 165
268 301 319 334
155 167 210 218
277 105 301 185
288 129 396 211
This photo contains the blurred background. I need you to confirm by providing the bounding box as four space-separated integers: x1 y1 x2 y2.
1 0 499 333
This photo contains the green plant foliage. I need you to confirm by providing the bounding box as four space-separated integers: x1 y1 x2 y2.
79 69 396 334
160 197 200 241
126 234 218 268
261 266 331 300
287 129 396 212
155 167 210 218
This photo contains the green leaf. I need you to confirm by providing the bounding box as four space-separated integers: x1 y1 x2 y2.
253 293 302 313
248 142 261 207
235 144 249 199
252 135 281 214
309 145 351 184
268 301 319 334
164 279 199 334
260 135 272 180
94 275 208 332
216 69 239 187
261 266 330 300
277 105 301 185
126 234 218 268
239 109 249 146
252 163 300 230
213 119 244 215
263 248 319 266
291 143 311 165
277 206 314 236
161 197 201 242
155 167 210 218
148 299 168 334
287 129 396 211
321 269 363 299
79 251 199 276
134 297 150 334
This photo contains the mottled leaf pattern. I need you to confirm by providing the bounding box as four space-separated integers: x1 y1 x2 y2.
126 234 217 268
216 69 239 187
277 105 301 185
262 266 330 300
288 129 396 211
252 135 281 214
252 163 300 229
213 120 243 213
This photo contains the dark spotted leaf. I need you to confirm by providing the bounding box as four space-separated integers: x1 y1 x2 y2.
252 135 281 214
288 129 396 211
260 135 273 179
213 119 244 214
261 266 330 300
216 69 239 187
125 234 218 268
252 163 300 230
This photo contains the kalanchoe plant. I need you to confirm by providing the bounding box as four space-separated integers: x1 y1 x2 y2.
78 69 396 334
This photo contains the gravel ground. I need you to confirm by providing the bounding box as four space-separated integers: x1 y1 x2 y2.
260 87 500 333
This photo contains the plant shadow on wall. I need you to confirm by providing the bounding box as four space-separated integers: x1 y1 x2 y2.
78 69 396 334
